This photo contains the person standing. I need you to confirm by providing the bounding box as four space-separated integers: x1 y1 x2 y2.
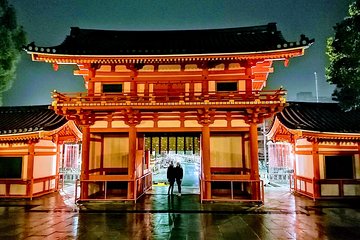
167 162 175 195
175 162 183 196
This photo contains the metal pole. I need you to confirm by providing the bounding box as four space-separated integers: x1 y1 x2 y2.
314 72 319 102
263 121 269 184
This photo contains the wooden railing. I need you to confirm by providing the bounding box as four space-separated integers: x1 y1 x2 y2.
293 176 360 199
0 175 59 199
260 173 293 184
318 179 360 198
52 89 286 107
292 175 314 199
200 178 264 203
74 172 152 203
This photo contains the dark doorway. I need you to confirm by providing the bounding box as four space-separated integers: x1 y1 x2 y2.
145 133 201 194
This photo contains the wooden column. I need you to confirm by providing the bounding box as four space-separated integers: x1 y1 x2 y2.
244 61 253 95
249 123 260 199
130 81 137 96
292 142 297 192
202 124 211 199
241 133 247 174
88 81 95 96
100 135 104 175
27 140 35 199
202 67 209 97
128 125 137 199
312 140 320 199
249 123 259 179
55 135 61 191
87 66 96 96
80 126 90 199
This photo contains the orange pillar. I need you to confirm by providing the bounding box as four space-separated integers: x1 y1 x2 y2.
88 81 95 96
128 125 136 199
87 66 96 96
312 141 320 199
80 126 90 199
55 135 62 191
291 142 297 192
249 123 260 199
27 140 35 199
202 124 211 199
100 135 104 175
243 60 255 96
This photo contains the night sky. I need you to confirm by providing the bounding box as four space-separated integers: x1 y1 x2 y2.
3 0 352 106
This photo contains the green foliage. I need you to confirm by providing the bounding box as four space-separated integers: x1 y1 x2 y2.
0 0 26 105
326 0 360 111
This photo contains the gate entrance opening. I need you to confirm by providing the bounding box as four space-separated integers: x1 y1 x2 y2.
144 133 201 194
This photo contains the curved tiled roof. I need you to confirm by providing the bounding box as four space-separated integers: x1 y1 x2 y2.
0 105 68 135
276 102 360 133
24 23 313 56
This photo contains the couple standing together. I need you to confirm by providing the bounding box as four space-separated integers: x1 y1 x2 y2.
167 162 183 196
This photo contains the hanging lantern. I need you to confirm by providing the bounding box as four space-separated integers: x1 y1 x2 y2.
52 63 59 71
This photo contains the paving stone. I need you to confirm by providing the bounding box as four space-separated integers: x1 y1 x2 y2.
0 184 360 239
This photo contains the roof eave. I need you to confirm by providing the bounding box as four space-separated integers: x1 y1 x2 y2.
300 130 360 140
25 46 309 58
27 47 309 65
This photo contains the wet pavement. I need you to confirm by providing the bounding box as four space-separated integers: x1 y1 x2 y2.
0 184 360 239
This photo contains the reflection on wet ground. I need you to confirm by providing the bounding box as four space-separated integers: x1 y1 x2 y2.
0 184 359 239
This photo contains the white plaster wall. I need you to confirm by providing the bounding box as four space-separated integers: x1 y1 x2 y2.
194 83 202 93
22 156 28 179
137 83 145 94
10 184 26 195
344 184 360 196
36 139 56 148
321 184 339 196
89 140 101 170
91 121 108 128
306 182 314 194
296 138 312 145
33 155 56 178
123 82 130 93
103 136 129 168
50 179 55 189
184 120 201 128
355 154 360 179
210 136 242 167
296 154 313 178
33 182 43 193
137 121 154 128
0 184 5 194
209 81 215 92
231 119 248 127
319 154 325 179
112 121 128 128
238 80 245 91
94 82 101 94
158 121 180 128
211 120 227 127
295 138 312 152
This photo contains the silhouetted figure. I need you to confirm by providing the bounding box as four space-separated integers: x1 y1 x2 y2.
175 162 183 196
167 162 175 195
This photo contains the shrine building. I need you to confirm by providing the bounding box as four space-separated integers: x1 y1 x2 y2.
0 105 81 199
25 23 313 202
267 102 360 200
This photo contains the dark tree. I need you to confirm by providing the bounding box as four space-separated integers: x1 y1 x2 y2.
326 0 360 111
0 0 26 106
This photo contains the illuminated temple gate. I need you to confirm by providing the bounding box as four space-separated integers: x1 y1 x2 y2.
25 23 313 202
